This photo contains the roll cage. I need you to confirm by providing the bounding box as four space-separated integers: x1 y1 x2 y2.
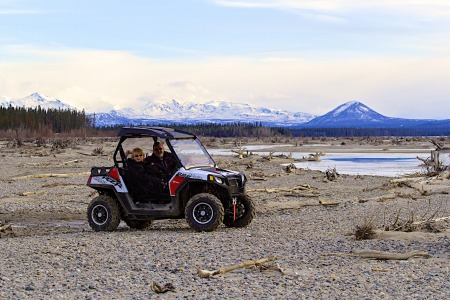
112 126 215 170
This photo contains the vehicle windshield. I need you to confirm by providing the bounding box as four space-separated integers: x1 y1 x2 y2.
170 138 215 169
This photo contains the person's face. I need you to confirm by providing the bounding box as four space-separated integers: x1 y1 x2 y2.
132 152 144 162
154 144 164 158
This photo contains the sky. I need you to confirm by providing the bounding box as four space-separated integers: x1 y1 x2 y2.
1 0 450 119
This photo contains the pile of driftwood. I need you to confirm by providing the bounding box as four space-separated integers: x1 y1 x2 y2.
358 173 450 203
416 139 450 176
325 167 339 181
231 147 254 159
259 152 293 161
295 151 324 162
356 172 450 235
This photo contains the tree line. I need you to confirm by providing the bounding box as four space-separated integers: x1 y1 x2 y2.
97 122 291 138
0 105 87 133
171 123 291 137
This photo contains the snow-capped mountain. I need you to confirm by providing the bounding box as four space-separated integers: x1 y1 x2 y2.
3 93 448 130
0 93 315 127
301 101 441 128
92 99 316 127
0 92 75 110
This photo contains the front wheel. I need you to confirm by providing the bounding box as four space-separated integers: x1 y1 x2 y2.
87 195 121 232
185 193 224 232
223 194 255 228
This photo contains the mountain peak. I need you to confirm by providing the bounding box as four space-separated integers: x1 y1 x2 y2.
0 93 74 110
26 92 52 104
30 92 44 98
331 101 371 117
304 101 390 127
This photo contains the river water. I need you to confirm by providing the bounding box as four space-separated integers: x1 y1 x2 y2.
208 146 448 177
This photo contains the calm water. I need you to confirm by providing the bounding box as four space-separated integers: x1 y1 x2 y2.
209 147 440 177
290 152 424 177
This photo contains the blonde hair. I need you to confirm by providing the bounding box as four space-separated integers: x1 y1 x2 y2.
132 147 144 156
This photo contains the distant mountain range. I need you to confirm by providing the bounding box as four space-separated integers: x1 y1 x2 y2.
0 93 315 127
1 93 449 130
91 99 315 127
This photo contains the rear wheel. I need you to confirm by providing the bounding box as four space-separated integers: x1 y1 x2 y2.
223 194 255 228
185 193 224 232
87 195 121 232
125 220 152 230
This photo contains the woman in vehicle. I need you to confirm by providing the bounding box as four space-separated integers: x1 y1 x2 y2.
126 147 162 198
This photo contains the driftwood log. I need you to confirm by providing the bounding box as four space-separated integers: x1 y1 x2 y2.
58 159 80 165
151 282 175 293
197 257 278 278
358 192 415 203
296 152 325 162
319 199 340 206
17 191 45 196
248 185 312 193
412 215 450 226
12 171 90 180
231 148 252 159
284 192 320 198
390 177 450 196
0 220 16 238
323 250 430 260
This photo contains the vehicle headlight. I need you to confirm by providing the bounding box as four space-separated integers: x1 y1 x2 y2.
208 174 224 184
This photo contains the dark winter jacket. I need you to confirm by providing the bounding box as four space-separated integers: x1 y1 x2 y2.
144 152 177 180
126 158 161 195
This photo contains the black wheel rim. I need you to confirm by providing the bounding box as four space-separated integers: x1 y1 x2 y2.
192 202 214 224
92 204 108 226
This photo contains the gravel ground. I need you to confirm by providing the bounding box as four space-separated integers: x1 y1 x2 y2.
0 138 449 299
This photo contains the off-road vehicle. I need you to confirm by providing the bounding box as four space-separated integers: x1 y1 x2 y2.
86 126 255 232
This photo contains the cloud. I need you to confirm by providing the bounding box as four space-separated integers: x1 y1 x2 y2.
210 0 450 15
210 0 450 28
0 8 45 15
0 9 40 14
137 81 217 105
0 0 46 15
211 0 342 11
1 45 450 118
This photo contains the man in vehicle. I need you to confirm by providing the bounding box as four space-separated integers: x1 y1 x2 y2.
145 141 178 182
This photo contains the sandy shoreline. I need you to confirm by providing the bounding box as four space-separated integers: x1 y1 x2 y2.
1 137 449 299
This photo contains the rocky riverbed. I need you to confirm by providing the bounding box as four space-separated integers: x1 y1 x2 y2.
0 137 449 299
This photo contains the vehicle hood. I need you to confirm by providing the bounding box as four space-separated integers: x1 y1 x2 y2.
176 167 240 180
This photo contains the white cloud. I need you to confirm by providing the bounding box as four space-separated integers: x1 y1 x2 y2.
0 0 46 15
210 0 450 28
211 0 450 15
0 9 40 14
211 0 343 11
1 45 450 119
1 0 449 120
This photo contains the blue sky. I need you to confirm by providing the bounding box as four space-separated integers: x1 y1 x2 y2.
1 0 450 119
